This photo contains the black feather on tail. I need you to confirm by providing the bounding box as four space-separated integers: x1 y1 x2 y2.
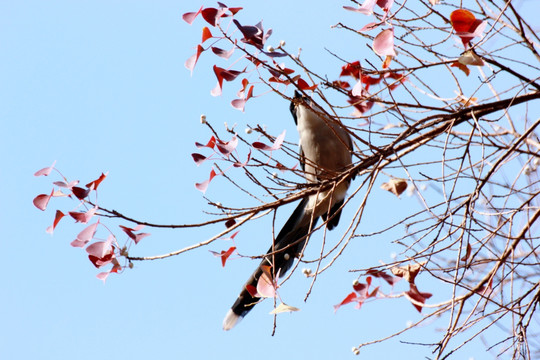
223 198 317 330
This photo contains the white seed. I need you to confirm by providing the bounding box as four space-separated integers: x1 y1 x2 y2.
284 253 290 261
245 127 252 134
266 45 275 52
200 114 207 124
352 347 360 355
279 40 286 47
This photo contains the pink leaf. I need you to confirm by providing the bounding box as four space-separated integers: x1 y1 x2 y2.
220 230 240 241
68 206 98 224
195 168 217 193
256 266 278 298
359 22 380 32
33 189 54 211
211 46 234 60
185 44 204 75
182 6 203 25
71 221 99 248
343 0 376 15
351 80 364 96
119 225 150 244
53 180 79 189
373 28 396 56
216 136 238 157
34 161 56 177
252 130 286 151
233 149 251 168
86 235 114 258
46 210 65 234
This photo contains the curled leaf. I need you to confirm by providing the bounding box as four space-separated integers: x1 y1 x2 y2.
34 161 57 177
269 302 300 314
380 178 407 197
373 28 396 57
252 130 286 151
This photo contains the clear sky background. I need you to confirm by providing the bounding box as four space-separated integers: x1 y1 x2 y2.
2 1 539 359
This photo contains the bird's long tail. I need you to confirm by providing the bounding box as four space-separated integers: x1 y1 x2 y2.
223 197 317 330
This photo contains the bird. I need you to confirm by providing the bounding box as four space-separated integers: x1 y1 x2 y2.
222 91 353 330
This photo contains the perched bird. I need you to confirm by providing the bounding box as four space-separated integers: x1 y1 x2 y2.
223 91 353 330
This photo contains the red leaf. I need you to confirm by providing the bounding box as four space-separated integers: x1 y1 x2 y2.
221 230 240 241
71 221 99 248
333 292 358 312
69 206 97 224
450 9 486 48
252 130 286 151
192 153 207 166
201 7 227 27
211 65 244 97
406 284 432 313
225 218 236 228
340 61 362 79
202 26 213 42
450 9 477 33
119 224 150 244
246 284 258 297
185 44 205 75
195 168 217 193
182 6 203 25
46 210 65 234
332 80 351 89
376 0 394 12
297 78 317 91
85 172 107 190
210 246 237 267
72 186 91 200
195 136 216 149
373 28 396 57
451 61 471 76
348 95 374 115
34 161 56 177
33 189 54 211
366 269 399 286
233 19 266 49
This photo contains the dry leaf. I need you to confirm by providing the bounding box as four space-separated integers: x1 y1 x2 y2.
381 178 408 197
269 302 300 314
391 261 427 284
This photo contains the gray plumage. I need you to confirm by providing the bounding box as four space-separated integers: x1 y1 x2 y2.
223 91 353 330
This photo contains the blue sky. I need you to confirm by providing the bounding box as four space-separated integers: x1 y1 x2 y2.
2 1 538 359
